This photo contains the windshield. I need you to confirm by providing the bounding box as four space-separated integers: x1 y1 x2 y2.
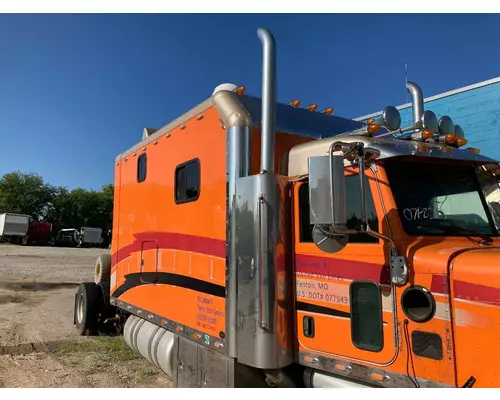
476 164 500 230
384 159 498 237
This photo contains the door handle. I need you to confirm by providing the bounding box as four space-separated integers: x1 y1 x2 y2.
303 316 315 338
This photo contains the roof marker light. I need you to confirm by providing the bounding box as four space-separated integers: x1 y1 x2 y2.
421 129 434 140
322 107 334 115
289 100 301 108
367 123 381 135
445 134 457 145
305 104 318 112
236 86 246 95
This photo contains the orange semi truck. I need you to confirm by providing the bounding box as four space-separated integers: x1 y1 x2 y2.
73 27 500 388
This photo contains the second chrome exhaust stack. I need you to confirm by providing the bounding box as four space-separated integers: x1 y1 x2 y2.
406 81 424 125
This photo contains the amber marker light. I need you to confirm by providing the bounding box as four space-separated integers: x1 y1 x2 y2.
367 123 381 135
236 86 246 95
303 356 319 364
306 104 318 112
445 134 457 145
322 107 334 115
468 147 481 154
334 363 350 372
370 372 388 382
421 129 434 140
457 138 468 147
289 100 301 108
417 144 430 153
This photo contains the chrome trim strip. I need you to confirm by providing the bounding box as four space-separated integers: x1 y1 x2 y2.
298 351 454 388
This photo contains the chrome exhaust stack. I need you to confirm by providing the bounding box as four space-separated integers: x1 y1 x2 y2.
257 27 277 174
406 81 424 124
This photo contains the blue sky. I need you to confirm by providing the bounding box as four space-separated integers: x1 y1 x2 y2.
1 13 500 190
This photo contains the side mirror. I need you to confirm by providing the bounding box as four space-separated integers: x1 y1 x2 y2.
308 155 348 230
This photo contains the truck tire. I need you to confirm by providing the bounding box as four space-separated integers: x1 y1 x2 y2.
75 282 101 335
94 253 112 285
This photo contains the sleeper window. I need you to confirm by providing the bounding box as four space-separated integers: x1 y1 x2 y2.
175 159 200 204
137 153 147 183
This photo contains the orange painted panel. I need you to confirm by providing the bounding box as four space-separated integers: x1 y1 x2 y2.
120 284 226 338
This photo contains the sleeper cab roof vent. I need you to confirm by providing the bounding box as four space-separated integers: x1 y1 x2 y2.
142 127 158 140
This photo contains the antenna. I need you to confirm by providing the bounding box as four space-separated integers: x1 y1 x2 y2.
405 58 408 103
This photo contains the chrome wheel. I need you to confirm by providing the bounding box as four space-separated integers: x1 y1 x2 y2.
77 293 84 323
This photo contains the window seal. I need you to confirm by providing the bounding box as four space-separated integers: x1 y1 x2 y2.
137 153 147 183
174 157 201 205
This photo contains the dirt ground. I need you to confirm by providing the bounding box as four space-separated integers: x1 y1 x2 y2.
0 244 172 388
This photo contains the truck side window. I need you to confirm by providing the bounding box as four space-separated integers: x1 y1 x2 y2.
175 158 200 204
350 280 384 352
298 174 379 243
137 153 147 183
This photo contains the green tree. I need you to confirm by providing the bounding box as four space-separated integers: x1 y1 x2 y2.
0 171 114 235
0 171 55 220
46 185 114 234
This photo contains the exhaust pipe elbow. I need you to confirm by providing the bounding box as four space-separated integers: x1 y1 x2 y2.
406 81 424 125
257 27 277 174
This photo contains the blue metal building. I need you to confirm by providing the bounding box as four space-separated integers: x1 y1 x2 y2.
354 77 500 161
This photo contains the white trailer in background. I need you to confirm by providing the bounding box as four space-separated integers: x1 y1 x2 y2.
0 213 30 244
78 227 103 247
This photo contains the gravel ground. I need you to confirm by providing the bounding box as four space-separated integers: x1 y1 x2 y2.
0 244 102 283
0 244 171 388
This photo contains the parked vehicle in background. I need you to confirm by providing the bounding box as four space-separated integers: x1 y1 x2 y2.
26 221 52 245
54 228 78 247
77 227 103 248
101 229 112 249
0 213 30 244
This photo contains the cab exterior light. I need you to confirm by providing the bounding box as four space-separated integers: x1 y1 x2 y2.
322 107 334 115
236 86 246 95
421 129 434 140
306 104 318 112
456 138 468 147
289 100 301 108
468 147 481 154
367 123 381 135
445 134 457 145
417 144 430 153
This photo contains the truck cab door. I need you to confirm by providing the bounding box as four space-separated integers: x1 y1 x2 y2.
140 240 159 284
293 167 397 366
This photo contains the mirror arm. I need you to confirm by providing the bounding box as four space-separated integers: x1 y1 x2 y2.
328 140 398 249
358 150 367 227
327 141 359 236
366 224 397 250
